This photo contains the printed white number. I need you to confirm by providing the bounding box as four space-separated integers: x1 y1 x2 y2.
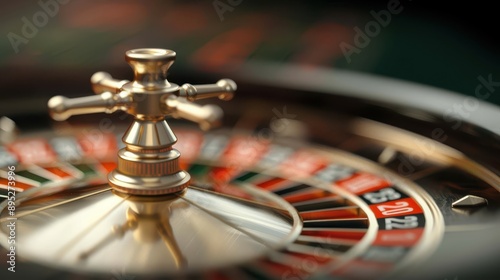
385 216 418 230
363 188 401 204
377 201 413 216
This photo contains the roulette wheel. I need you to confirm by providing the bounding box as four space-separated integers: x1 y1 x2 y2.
1 2 500 280
0 46 499 280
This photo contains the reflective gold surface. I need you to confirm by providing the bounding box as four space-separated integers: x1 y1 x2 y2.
47 48 236 195
1 184 301 275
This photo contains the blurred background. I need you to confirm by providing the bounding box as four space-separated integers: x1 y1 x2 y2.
0 0 499 117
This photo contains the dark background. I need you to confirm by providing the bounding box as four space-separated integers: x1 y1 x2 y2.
0 0 499 117
0 2 499 279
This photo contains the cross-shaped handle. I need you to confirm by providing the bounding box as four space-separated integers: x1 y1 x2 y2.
47 48 237 195
48 48 236 130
